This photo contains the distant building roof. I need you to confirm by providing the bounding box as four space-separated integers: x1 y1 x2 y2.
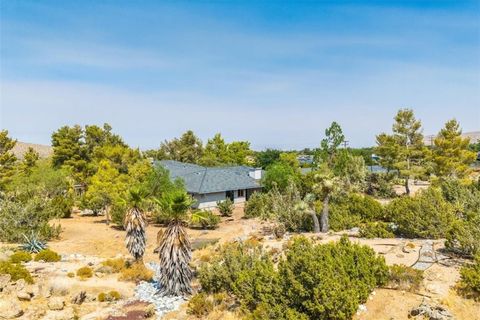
156 160 261 194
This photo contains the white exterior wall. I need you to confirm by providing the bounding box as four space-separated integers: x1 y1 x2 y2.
194 190 250 208
194 192 226 209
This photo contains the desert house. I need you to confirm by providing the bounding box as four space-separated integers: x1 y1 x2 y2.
157 160 262 208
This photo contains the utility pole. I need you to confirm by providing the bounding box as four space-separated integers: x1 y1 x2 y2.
342 140 349 149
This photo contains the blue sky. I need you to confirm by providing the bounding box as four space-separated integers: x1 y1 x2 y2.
1 0 479 150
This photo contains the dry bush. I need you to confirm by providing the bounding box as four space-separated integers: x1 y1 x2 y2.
118 262 153 282
101 258 126 273
76 266 93 280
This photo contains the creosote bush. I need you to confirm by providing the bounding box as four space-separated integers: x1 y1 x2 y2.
198 236 388 319
76 266 93 279
387 264 423 292
187 293 214 317
217 198 234 217
385 188 456 239
0 260 33 283
359 222 395 239
9 250 33 263
34 249 61 262
457 254 480 301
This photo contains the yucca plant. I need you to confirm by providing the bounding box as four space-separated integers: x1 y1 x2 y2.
155 190 194 296
21 232 48 253
124 188 147 262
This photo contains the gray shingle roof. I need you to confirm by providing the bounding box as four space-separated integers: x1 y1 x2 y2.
156 160 261 194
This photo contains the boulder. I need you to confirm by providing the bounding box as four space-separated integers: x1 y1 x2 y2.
48 297 65 311
0 274 11 291
0 297 23 319
43 306 75 320
16 290 32 301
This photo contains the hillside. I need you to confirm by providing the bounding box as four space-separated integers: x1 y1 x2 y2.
424 131 480 146
12 141 53 159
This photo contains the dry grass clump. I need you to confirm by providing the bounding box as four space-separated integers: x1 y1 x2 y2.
0 260 33 283
187 292 230 317
387 264 424 292
98 290 122 302
118 262 153 282
34 249 61 262
67 272 75 278
76 266 93 280
9 250 32 263
49 278 70 296
101 258 126 273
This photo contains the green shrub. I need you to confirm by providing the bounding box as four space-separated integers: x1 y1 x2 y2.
190 210 221 229
108 290 121 300
387 264 423 292
187 293 214 317
359 222 395 239
98 292 107 302
50 195 73 218
0 261 33 283
217 198 234 217
9 250 32 263
244 192 272 219
35 249 61 262
76 266 93 279
385 188 456 238
319 193 385 231
365 172 396 198
276 236 388 320
198 236 388 319
440 179 480 256
0 195 62 242
457 254 480 301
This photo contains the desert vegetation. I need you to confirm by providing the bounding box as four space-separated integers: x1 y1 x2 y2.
1 109 479 319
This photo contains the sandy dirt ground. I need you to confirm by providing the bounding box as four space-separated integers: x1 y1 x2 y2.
3 203 479 319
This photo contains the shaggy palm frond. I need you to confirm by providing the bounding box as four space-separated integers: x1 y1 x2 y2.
156 221 192 296
124 206 147 261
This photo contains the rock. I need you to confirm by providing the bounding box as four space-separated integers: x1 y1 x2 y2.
43 306 75 320
409 302 453 320
14 279 25 291
0 252 10 262
17 290 32 301
0 274 11 290
48 297 65 311
0 297 23 318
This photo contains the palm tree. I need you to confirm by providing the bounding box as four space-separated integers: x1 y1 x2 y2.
155 190 194 296
124 189 147 262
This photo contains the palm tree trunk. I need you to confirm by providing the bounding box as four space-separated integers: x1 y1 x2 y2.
157 221 192 296
310 209 320 233
320 194 330 233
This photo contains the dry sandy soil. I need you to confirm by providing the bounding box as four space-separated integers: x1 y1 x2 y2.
2 205 479 319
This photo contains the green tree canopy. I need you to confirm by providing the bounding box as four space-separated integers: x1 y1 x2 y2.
375 109 426 194
430 119 477 179
0 130 17 190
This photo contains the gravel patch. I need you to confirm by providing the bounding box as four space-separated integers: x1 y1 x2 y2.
134 262 186 319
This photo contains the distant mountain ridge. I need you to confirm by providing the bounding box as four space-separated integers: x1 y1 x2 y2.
424 131 480 146
12 141 53 159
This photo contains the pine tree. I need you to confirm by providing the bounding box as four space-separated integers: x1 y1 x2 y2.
0 130 17 190
21 147 39 174
376 109 426 195
431 119 476 179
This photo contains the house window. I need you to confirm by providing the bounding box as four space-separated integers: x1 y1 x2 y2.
238 189 244 197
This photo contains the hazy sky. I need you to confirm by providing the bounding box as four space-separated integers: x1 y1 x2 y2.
1 1 479 150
